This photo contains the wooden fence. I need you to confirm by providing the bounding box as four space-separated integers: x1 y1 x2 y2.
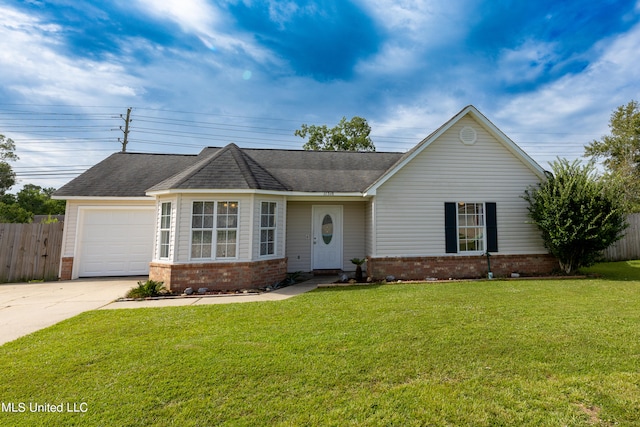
602 213 640 261
0 222 64 283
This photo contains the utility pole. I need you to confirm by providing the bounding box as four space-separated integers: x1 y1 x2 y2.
118 107 132 152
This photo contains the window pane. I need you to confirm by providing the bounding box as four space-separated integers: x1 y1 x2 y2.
192 216 202 228
204 202 214 215
192 231 202 244
322 214 333 245
191 245 201 259
202 244 212 258
161 216 170 229
193 201 203 214
217 216 227 228
203 215 214 229
228 202 238 215
203 230 212 244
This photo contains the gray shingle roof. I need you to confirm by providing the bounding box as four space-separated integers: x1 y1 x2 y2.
147 144 289 192
54 152 199 197
54 144 405 198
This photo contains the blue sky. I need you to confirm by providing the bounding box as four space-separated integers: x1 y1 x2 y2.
1 0 639 190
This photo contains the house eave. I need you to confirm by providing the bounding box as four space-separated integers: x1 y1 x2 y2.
52 195 155 201
146 188 368 198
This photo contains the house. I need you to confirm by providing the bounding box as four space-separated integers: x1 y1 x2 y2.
53 105 557 291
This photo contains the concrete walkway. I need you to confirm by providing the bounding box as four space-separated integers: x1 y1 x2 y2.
0 276 329 346
100 278 323 310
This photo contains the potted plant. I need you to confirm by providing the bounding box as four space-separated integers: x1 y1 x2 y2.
350 258 366 282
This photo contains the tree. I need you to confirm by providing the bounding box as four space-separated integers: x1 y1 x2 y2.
584 100 640 212
295 116 376 151
0 201 32 223
16 184 66 216
523 158 627 274
0 134 18 195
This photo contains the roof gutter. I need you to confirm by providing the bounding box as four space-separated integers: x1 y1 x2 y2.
52 195 154 201
145 188 368 198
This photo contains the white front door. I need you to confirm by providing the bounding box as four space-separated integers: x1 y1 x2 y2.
312 205 343 270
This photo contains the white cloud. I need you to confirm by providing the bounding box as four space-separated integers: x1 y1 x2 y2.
490 22 640 167
131 0 274 64
496 40 559 85
0 5 144 105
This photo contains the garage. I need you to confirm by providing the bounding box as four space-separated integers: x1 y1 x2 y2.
77 208 155 277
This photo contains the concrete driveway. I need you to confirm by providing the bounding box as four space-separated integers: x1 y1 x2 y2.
0 276 326 346
0 277 142 346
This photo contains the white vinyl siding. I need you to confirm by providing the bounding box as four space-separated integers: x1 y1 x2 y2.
373 115 545 257
365 200 374 256
285 202 312 271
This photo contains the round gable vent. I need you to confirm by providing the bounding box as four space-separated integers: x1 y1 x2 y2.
459 126 477 145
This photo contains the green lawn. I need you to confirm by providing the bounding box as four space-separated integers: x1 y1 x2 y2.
1 262 640 426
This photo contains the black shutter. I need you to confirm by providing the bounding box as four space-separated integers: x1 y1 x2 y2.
486 202 498 252
444 202 457 253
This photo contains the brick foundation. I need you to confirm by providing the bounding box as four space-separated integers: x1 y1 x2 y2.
149 258 288 293
367 254 558 281
60 257 74 280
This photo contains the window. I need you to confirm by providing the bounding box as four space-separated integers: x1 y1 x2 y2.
191 201 238 259
260 202 276 256
191 201 214 259
159 202 172 259
216 201 238 258
445 202 498 254
457 202 485 252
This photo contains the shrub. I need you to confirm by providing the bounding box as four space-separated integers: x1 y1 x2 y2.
126 280 168 299
523 158 627 273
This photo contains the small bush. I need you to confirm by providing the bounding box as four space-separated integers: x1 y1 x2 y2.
126 280 168 299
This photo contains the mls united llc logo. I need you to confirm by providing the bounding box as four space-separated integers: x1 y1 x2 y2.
1 402 88 413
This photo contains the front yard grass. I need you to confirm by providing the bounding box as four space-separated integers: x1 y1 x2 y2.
1 262 639 426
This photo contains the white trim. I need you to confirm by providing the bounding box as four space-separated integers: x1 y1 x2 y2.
364 105 546 196
158 201 172 260
456 201 486 255
53 196 154 201
258 200 278 258
188 200 240 261
147 188 367 198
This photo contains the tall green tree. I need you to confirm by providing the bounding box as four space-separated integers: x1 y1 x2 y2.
16 184 66 216
523 158 627 274
295 116 376 151
584 100 640 212
0 134 18 195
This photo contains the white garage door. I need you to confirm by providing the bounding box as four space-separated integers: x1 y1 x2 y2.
78 209 155 277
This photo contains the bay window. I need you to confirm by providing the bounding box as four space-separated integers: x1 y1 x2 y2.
191 201 238 259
